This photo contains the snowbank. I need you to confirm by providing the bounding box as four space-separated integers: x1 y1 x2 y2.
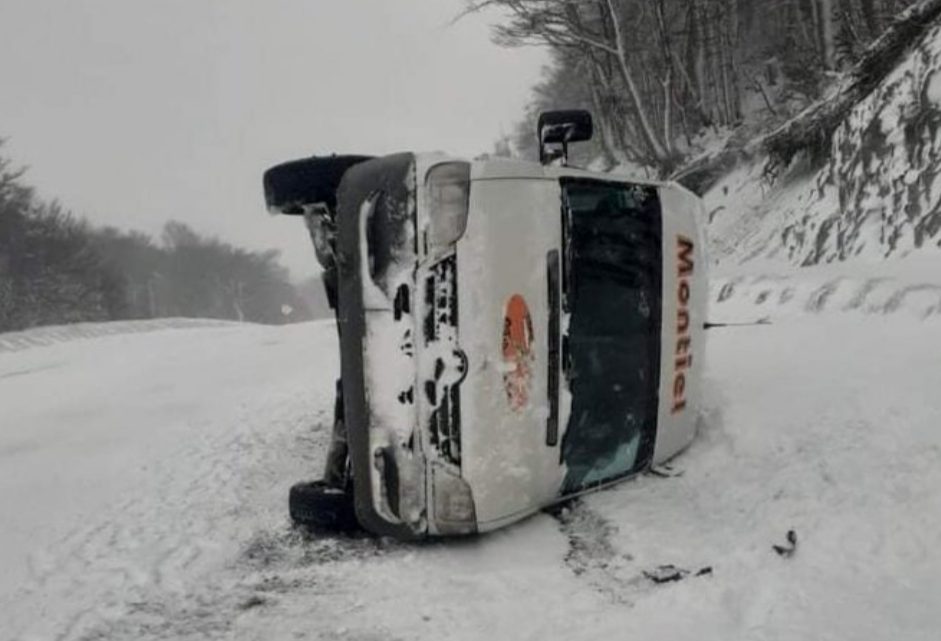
710 255 941 321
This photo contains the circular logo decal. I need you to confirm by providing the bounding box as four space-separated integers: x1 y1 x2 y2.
502 294 535 411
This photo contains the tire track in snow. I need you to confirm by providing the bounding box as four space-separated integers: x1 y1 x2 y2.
549 495 707 606
71 524 405 640
77 404 369 641
551 500 643 604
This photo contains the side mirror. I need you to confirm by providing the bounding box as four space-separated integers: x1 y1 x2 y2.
538 110 593 166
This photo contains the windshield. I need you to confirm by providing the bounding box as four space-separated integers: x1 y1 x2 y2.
560 179 663 494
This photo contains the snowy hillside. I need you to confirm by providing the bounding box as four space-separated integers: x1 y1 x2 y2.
1 313 939 640
706 20 941 267
702 14 941 325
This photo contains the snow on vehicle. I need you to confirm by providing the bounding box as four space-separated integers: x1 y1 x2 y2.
263 111 708 539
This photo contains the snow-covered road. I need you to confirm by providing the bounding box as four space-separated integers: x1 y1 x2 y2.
1 313 939 640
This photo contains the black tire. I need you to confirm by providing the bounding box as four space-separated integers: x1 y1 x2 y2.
289 480 359 532
263 155 373 214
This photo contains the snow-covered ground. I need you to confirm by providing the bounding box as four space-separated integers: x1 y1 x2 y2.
1 300 939 640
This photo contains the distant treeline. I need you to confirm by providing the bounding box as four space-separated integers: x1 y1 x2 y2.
0 145 315 333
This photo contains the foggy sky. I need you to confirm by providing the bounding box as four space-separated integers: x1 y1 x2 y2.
0 1 546 278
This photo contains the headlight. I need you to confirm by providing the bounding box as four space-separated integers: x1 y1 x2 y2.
426 162 471 248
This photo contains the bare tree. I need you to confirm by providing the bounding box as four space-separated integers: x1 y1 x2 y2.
473 0 925 175
465 0 681 171
820 0 838 68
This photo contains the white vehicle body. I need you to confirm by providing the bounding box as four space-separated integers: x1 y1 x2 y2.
448 157 706 532
330 152 708 538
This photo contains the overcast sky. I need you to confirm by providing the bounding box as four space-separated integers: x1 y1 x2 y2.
0 1 546 278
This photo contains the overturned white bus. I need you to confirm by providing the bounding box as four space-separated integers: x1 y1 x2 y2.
263 111 708 540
